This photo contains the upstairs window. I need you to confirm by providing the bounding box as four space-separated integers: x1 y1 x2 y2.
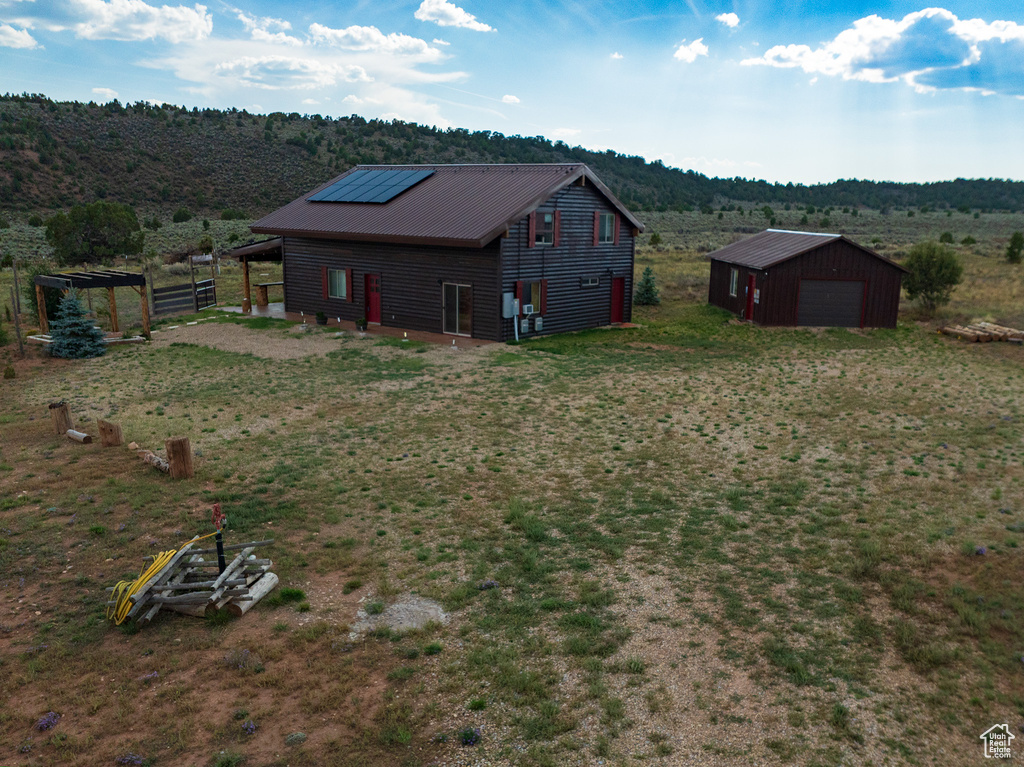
598 213 615 244
535 212 554 245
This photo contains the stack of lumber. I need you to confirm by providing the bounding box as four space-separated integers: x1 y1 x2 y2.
939 322 1024 343
106 539 278 624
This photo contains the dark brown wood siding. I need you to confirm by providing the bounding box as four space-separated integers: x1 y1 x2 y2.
499 183 635 341
709 241 902 328
282 236 502 340
708 260 760 320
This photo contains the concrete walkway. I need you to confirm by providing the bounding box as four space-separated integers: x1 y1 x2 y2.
215 303 495 347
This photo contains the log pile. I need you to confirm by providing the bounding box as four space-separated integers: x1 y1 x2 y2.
106 538 278 624
939 322 1024 344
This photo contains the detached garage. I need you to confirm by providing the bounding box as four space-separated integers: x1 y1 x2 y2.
707 229 907 328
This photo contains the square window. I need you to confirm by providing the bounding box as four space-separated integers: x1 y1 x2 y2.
598 213 615 244
328 268 347 299
729 268 739 297
535 212 554 245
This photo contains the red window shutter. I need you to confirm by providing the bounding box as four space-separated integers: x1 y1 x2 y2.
540 279 548 315
516 280 524 316
553 211 561 248
322 266 328 299
345 268 353 302
527 212 536 248
613 214 620 246
593 211 600 246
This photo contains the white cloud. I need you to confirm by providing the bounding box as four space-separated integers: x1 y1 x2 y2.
552 128 581 138
611 51 623 59
301 98 318 104
741 8 1024 97
0 23 37 48
92 86 118 99
501 94 519 104
414 0 493 32
715 12 739 28
211 55 370 90
236 10 302 46
432 38 450 45
673 38 708 63
67 0 212 43
309 23 441 59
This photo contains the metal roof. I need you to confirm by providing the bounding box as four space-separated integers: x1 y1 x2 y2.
706 229 907 272
251 163 644 248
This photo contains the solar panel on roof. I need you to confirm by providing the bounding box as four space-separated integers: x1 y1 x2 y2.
308 169 435 204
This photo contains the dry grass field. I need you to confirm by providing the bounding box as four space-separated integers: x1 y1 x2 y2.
1 212 1023 767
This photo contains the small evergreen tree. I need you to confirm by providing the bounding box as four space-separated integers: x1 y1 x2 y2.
903 241 963 316
1006 231 1023 264
634 266 660 306
48 289 106 358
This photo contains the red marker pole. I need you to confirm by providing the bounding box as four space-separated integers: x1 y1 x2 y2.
212 503 227 574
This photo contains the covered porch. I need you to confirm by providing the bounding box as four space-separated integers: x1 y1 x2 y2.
230 237 284 313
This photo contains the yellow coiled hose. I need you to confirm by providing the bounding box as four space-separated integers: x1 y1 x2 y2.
106 532 218 625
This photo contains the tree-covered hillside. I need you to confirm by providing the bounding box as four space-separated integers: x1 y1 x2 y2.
2 93 1023 218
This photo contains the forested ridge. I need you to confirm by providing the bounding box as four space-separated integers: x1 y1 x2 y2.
2 93 1023 217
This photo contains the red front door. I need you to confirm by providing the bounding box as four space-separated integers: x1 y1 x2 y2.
745 274 756 321
611 277 625 323
365 273 381 324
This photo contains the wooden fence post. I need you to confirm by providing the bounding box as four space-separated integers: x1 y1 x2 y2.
165 436 194 479
48 401 73 435
97 419 124 447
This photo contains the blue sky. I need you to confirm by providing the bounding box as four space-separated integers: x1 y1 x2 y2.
2 1 1023 184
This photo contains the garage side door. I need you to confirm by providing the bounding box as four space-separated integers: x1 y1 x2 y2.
797 280 865 327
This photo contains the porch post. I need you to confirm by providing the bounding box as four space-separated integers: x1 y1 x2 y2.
242 256 252 313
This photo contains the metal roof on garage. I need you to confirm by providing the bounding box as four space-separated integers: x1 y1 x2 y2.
706 229 907 272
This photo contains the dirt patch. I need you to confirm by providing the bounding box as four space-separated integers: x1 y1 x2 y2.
151 319 342 360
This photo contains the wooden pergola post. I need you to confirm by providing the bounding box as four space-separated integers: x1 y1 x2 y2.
36 284 48 333
241 256 252 313
107 286 119 333
132 284 151 338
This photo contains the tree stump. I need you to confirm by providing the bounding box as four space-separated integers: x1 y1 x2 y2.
48 401 73 435
97 419 124 447
165 436 194 479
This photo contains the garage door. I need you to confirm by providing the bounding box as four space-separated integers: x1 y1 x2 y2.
797 280 865 327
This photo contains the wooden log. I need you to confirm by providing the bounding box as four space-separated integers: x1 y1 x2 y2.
66 429 92 444
226 572 279 617
189 540 275 555
49 401 73 435
940 325 981 342
139 450 170 473
97 419 124 447
158 578 248 590
165 436 193 479
166 604 208 618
